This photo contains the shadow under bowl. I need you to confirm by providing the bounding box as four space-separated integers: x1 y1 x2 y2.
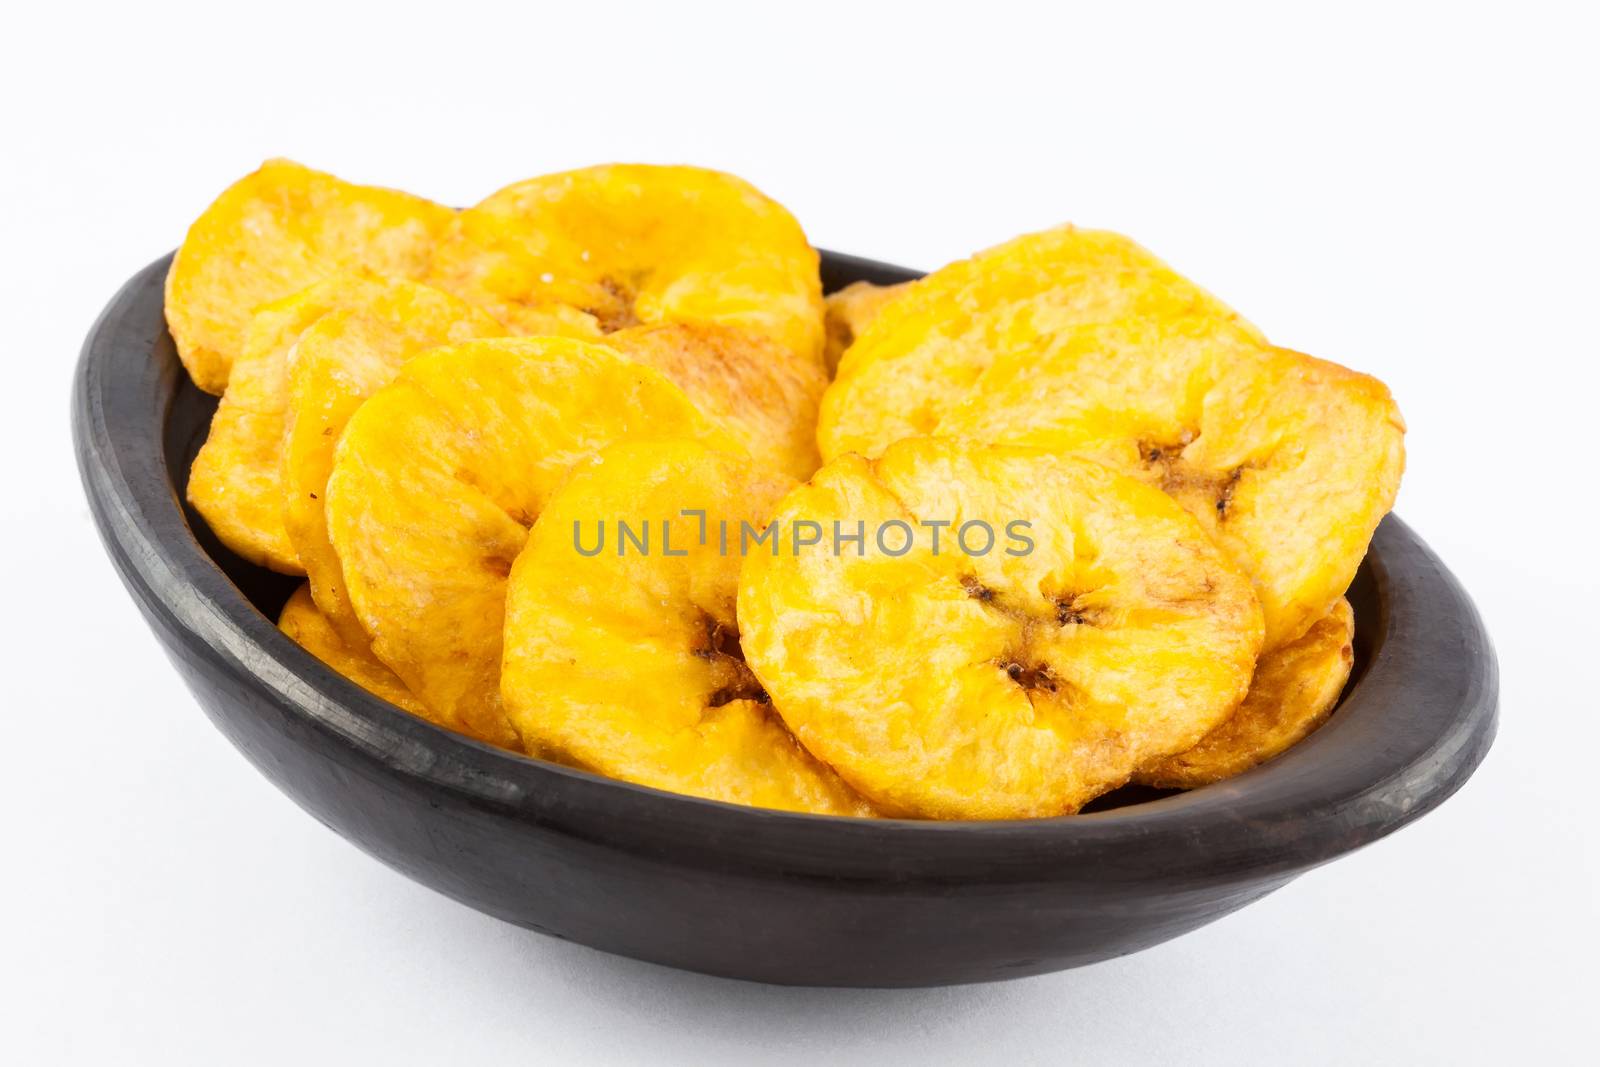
72 251 1498 987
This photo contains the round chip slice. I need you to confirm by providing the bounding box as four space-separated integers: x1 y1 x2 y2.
936 325 1404 648
428 164 824 364
279 281 504 643
818 225 1264 460
605 323 826 480
1137 598 1355 789
325 338 738 748
502 441 873 815
186 275 498 575
165 159 454 394
278 584 426 717
737 437 1264 820
823 279 912 373
187 276 375 573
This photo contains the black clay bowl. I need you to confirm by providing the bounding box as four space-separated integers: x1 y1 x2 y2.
72 251 1498 987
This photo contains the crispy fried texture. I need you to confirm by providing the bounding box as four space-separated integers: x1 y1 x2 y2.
428 164 824 364
1137 598 1354 788
936 327 1404 648
280 280 503 645
815 225 1404 649
818 225 1264 459
737 437 1264 819
605 323 826 480
187 276 379 573
187 275 496 576
502 441 873 815
823 279 912 373
278 584 426 716
165 159 454 394
325 338 737 748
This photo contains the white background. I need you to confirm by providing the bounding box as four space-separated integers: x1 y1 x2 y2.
4 2 1595 1062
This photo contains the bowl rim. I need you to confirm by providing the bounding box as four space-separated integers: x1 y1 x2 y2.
73 251 1498 889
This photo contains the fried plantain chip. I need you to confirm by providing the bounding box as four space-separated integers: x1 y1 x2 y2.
823 279 912 373
502 440 873 815
325 338 739 748
816 225 1403 649
1137 598 1354 789
604 323 826 480
165 159 454 394
279 280 504 644
818 225 1264 460
278 584 426 716
428 164 824 364
737 437 1263 819
187 276 379 574
187 275 497 576
936 325 1404 648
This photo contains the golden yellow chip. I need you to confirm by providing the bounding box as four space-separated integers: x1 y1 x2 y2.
818 225 1263 460
165 159 454 394
428 164 824 364
278 584 426 716
604 323 826 480
279 281 504 645
936 327 1404 648
186 276 381 574
502 440 872 815
737 437 1263 819
1137 598 1354 789
823 279 912 373
186 275 496 576
325 338 739 748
